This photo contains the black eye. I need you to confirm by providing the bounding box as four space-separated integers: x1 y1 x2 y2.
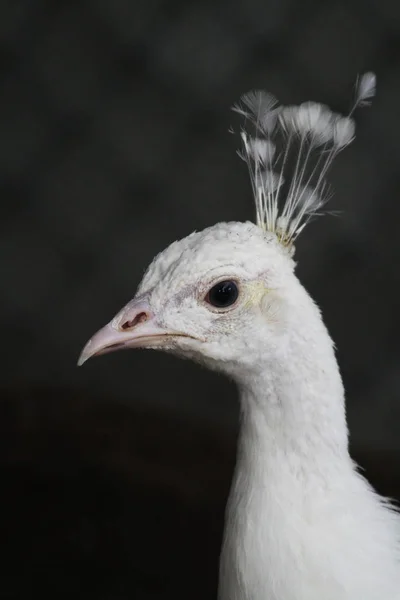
206 280 239 308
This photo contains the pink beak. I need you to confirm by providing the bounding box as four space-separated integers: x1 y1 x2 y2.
78 299 187 366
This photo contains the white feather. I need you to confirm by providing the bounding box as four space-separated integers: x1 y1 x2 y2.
333 116 356 148
232 72 376 246
233 91 279 133
256 169 282 194
280 102 334 146
248 138 275 164
352 71 376 110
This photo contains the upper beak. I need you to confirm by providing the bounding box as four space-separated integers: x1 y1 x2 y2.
78 299 186 366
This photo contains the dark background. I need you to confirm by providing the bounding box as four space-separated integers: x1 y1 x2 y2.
1 0 400 598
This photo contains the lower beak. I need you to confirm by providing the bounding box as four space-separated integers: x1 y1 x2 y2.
78 300 187 366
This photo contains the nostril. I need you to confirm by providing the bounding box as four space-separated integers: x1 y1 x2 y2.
120 311 149 331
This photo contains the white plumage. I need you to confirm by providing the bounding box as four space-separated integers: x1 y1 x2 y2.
79 72 400 599
232 72 375 245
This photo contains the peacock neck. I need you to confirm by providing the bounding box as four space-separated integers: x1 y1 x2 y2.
237 362 349 467
237 289 350 464
218 301 353 600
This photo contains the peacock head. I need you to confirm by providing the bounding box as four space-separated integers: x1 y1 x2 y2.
78 221 297 379
78 73 375 379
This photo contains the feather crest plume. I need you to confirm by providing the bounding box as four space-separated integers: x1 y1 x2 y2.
232 72 376 246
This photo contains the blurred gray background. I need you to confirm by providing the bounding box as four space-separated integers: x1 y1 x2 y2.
1 0 400 598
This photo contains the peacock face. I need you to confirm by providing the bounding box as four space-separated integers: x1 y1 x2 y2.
78 221 295 378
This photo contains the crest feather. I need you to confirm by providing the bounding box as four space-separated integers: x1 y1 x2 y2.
232 73 376 247
351 72 376 112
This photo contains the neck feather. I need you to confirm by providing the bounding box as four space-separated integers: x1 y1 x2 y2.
219 285 400 600
219 290 352 600
238 287 349 463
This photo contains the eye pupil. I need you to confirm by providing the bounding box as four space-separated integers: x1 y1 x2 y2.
207 280 239 308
